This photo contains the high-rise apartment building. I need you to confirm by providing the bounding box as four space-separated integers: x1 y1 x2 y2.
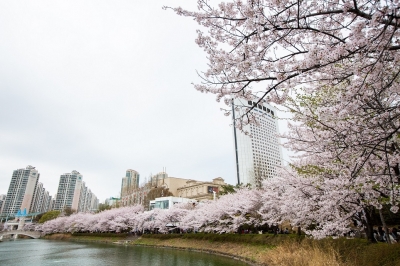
0 195 6 214
1 165 40 216
78 183 98 212
49 195 56 211
78 183 88 212
121 169 140 198
54 170 83 211
232 98 283 187
31 183 52 213
54 170 98 213
42 194 52 212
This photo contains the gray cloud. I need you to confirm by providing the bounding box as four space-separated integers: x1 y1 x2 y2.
0 1 288 201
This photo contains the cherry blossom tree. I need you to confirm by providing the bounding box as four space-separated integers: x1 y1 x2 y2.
174 188 263 233
40 205 144 234
38 192 266 235
165 0 400 241
263 85 400 241
259 165 366 239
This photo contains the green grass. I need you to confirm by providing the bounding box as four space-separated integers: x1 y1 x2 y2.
142 233 400 266
142 232 302 245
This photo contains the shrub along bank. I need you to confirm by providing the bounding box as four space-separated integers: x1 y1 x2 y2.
43 232 129 243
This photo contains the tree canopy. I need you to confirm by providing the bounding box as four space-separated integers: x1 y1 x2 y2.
38 210 61 224
166 0 400 242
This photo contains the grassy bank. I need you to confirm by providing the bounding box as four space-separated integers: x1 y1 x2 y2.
43 233 400 266
136 233 400 266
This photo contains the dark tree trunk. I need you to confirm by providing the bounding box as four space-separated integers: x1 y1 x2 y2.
379 208 391 244
363 207 377 243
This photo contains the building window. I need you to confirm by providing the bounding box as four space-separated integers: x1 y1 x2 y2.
155 200 169 209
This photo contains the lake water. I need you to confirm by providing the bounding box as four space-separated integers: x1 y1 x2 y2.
0 239 249 266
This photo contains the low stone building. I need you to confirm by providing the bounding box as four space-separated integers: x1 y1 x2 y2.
177 177 226 201
152 176 191 196
120 171 229 208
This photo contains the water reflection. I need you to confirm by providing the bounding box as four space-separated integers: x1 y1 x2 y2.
0 239 249 266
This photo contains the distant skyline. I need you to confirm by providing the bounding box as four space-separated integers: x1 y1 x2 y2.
0 1 291 201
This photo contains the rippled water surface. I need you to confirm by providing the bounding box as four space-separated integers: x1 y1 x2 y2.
0 239 249 266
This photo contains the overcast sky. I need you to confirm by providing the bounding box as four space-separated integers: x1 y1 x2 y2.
0 1 290 202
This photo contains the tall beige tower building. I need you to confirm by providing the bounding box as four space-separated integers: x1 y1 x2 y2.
121 169 140 198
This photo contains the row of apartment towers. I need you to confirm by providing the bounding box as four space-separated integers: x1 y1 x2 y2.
0 165 98 216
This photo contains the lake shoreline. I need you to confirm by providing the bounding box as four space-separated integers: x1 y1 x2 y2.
43 233 261 265
42 232 400 266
